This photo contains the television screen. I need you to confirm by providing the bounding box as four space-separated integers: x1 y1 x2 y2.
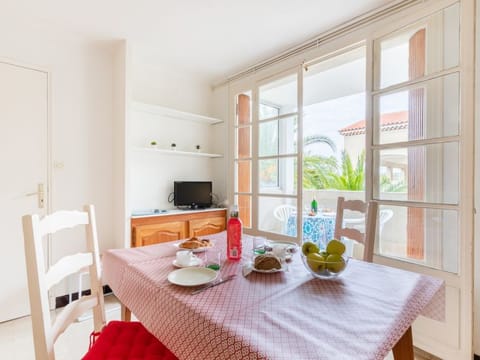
174 181 212 209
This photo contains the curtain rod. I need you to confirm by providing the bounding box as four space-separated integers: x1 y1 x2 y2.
214 0 422 88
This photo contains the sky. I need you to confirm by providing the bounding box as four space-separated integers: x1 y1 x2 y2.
303 91 408 159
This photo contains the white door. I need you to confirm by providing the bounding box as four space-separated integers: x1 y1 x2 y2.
0 60 49 322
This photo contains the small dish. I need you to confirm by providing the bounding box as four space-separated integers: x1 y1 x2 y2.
250 254 286 274
172 256 203 268
267 240 298 251
174 242 211 253
167 267 218 286
265 240 298 260
251 264 285 273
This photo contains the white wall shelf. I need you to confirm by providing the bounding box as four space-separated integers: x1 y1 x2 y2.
133 102 223 125
134 147 223 158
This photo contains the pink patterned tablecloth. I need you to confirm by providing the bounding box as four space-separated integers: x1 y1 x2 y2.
102 231 444 360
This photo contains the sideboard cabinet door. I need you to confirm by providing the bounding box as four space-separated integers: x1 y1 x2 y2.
133 222 187 247
189 217 226 238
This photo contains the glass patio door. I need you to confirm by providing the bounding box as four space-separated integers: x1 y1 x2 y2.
371 3 473 358
302 46 367 254
232 70 300 237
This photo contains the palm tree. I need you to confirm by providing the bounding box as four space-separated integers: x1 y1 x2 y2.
323 151 365 190
303 134 337 153
302 134 338 190
303 155 338 189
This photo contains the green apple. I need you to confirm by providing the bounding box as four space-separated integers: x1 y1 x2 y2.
302 241 319 256
307 252 326 272
319 251 329 258
326 239 346 255
326 254 346 273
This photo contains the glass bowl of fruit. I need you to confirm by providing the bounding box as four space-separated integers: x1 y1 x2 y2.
301 240 349 279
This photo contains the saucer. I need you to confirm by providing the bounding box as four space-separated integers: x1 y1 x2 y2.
173 256 203 268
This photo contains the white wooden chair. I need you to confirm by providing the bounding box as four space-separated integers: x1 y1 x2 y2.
334 197 378 262
22 204 177 360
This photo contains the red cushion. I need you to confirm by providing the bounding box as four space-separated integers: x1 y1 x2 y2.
83 321 178 360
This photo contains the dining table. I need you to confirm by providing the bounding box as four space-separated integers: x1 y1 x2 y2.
102 231 444 360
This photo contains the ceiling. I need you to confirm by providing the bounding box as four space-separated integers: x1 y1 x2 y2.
4 0 400 84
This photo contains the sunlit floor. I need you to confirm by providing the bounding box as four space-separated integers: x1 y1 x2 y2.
0 294 123 360
0 294 440 359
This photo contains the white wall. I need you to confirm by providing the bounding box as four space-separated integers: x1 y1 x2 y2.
0 21 116 252
474 2 480 354
112 41 130 248
211 84 229 206
0 20 117 298
128 59 224 214
132 60 212 115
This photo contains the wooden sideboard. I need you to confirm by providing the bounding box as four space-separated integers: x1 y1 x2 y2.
131 209 227 247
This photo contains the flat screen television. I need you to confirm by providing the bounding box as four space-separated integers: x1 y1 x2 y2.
174 181 212 209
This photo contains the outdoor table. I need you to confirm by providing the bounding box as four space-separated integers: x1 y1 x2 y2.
286 212 336 248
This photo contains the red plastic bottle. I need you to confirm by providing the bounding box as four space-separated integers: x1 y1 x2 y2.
227 205 242 260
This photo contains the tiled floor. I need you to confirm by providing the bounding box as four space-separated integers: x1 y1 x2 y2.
0 294 123 359
0 294 440 359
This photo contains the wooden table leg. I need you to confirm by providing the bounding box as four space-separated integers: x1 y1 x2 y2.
392 326 414 360
121 303 131 322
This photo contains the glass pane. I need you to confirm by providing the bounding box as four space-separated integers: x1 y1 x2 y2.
378 4 459 89
236 91 251 125
299 210 337 250
302 190 339 215
259 103 279 120
259 116 297 157
373 142 459 204
235 160 251 193
234 194 251 229
259 157 297 195
259 120 278 157
258 196 297 236
259 158 278 188
259 74 297 120
235 126 251 159
377 205 458 273
374 73 459 145
303 46 366 193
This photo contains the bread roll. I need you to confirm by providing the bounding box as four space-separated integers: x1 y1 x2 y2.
254 254 282 270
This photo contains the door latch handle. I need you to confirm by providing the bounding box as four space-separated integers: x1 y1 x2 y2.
25 183 45 208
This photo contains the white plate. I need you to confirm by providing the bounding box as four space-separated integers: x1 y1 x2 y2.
252 264 285 273
172 257 203 268
267 241 298 260
267 240 298 250
174 242 212 253
167 267 218 287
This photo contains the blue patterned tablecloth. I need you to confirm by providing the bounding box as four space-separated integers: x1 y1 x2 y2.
286 213 336 249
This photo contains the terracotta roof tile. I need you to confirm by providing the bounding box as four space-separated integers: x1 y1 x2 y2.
339 111 408 136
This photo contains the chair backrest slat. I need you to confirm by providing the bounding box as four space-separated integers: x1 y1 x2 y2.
39 211 89 237
22 205 106 360
334 197 378 262
45 253 93 290
50 295 99 343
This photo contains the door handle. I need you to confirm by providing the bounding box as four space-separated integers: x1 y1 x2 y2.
25 183 45 208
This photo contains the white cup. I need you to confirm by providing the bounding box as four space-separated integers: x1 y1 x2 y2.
176 250 193 266
272 244 287 259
